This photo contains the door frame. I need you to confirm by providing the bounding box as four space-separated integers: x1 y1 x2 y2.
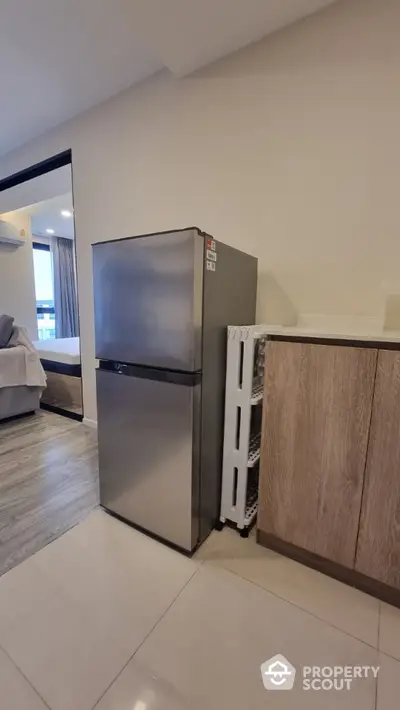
0 149 84 421
0 150 72 192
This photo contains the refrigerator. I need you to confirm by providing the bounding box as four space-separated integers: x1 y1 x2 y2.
93 227 257 552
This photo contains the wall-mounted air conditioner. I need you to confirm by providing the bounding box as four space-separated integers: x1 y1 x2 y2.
0 220 25 247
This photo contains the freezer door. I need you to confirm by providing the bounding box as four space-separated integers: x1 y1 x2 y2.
93 229 204 371
96 367 201 551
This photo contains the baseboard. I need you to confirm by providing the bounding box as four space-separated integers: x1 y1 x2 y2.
83 417 97 429
40 402 83 422
257 530 400 609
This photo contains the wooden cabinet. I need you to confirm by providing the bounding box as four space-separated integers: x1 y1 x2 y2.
355 350 400 590
258 341 377 568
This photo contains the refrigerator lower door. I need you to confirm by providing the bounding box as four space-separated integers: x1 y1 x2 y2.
96 367 201 552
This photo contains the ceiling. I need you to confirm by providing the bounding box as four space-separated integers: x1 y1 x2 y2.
22 194 75 239
0 165 72 214
134 0 337 77
0 0 336 158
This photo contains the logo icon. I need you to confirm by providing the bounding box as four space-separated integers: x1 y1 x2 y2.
261 654 296 691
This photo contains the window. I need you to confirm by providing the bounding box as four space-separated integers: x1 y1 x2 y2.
33 242 56 340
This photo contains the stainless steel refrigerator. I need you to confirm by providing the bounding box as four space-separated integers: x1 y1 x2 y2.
93 227 257 552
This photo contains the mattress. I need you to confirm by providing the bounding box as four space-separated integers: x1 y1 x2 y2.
33 337 81 366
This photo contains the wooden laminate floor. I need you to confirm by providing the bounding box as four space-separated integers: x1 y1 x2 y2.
0 410 99 576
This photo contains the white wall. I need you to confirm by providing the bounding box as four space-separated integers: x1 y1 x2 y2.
0 0 399 422
0 212 37 339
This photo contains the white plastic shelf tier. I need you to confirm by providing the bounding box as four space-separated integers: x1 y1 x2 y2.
219 325 269 535
251 383 264 405
248 432 261 467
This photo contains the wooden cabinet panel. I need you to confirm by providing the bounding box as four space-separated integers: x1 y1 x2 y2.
355 350 400 589
258 341 377 568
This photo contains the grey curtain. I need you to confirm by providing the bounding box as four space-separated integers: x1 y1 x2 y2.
51 237 79 338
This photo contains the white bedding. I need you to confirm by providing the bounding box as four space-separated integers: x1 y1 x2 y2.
0 327 47 389
32 337 81 366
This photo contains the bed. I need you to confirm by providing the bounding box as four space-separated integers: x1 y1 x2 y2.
33 337 81 376
0 327 46 421
32 337 83 418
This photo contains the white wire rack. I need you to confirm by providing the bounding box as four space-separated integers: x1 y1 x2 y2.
218 325 269 536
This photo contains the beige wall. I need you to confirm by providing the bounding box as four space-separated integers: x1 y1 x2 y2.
0 212 37 340
0 0 399 422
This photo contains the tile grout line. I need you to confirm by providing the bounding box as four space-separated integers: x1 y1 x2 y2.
2 520 396 710
1 543 396 710
90 565 200 710
200 558 382 653
0 642 52 710
377 601 381 651
374 603 381 710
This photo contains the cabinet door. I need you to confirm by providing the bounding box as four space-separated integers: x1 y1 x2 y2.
355 350 400 589
258 341 377 568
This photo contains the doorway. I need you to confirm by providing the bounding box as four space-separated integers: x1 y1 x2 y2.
0 152 98 577
0 153 83 420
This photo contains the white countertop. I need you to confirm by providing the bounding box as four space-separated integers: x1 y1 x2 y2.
262 325 400 344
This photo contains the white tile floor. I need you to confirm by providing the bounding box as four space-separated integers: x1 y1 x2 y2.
0 510 398 709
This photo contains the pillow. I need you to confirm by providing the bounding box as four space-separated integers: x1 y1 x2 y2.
0 314 14 348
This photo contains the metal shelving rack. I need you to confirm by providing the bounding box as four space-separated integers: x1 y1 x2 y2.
218 325 269 536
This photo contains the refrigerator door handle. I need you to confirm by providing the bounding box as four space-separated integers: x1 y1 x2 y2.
98 361 202 386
